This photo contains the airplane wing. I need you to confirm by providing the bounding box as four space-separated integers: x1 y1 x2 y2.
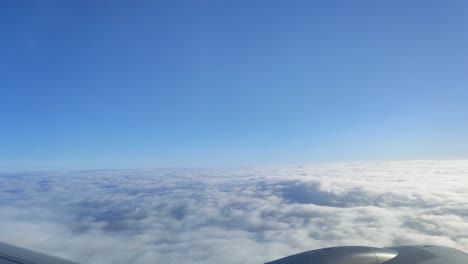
2 241 468 264
266 245 468 264
0 242 79 264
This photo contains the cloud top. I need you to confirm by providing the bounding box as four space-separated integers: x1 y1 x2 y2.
1 160 468 264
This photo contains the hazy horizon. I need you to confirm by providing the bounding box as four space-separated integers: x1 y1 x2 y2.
2 158 468 173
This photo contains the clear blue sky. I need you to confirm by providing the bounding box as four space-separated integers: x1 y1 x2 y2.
2 0 468 171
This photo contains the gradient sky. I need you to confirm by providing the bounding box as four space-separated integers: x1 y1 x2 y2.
1 0 468 171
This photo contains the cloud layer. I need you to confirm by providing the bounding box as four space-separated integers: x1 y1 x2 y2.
1 160 468 264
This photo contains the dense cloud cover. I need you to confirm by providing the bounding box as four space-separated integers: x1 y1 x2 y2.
1 160 468 264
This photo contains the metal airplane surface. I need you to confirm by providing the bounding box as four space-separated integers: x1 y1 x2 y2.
0 242 78 264
1 242 468 264
266 245 468 264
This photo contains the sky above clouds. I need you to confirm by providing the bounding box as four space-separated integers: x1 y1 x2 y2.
1 160 468 264
1 1 468 170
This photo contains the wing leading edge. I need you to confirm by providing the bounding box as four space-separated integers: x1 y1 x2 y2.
0 242 79 264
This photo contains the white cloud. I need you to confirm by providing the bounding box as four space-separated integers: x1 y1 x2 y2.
1 160 468 263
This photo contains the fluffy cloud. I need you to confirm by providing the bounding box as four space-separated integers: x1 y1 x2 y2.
1 160 468 264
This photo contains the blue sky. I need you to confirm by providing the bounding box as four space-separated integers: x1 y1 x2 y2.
1 0 468 171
